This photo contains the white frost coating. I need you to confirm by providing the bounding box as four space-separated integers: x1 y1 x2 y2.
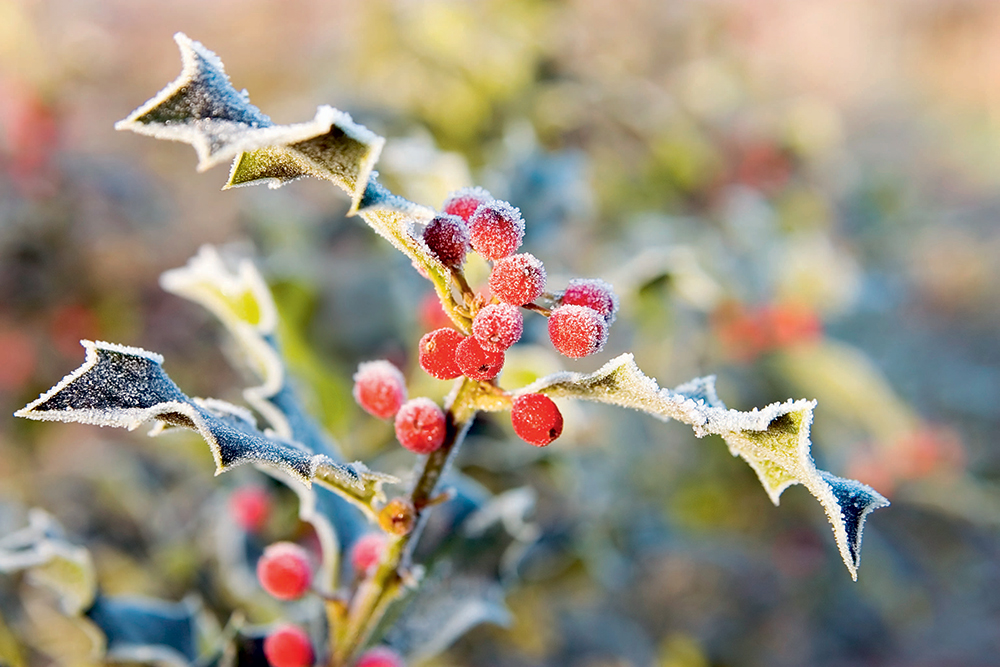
16 340 164 425
15 341 337 488
115 34 384 212
519 353 888 580
224 105 387 211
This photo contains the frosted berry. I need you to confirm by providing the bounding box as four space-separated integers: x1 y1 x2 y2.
256 542 313 600
394 397 447 454
263 624 314 667
229 486 271 533
422 214 470 267
472 303 524 353
455 335 505 381
442 186 493 222
511 393 564 446
468 200 524 261
489 253 546 306
355 646 406 667
350 533 387 575
352 360 407 420
379 497 416 536
548 304 609 358
418 328 465 380
562 278 619 325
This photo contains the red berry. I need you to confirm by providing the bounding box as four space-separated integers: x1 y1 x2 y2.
229 486 271 533
350 533 386 575
442 186 493 222
422 214 470 267
394 397 447 454
355 646 406 667
548 304 609 358
489 253 546 306
418 328 465 380
353 360 407 420
263 624 314 667
455 335 505 381
468 200 524 261
256 542 313 600
511 393 564 446
562 278 619 325
472 303 523 352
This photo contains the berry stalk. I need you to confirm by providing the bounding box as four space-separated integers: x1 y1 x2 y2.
331 375 500 665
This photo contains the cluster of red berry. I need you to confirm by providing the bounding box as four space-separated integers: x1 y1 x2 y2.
352 188 619 449
251 535 400 667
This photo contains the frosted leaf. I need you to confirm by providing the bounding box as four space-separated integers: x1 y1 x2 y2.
160 246 335 454
15 341 396 518
116 34 382 212
226 106 385 214
520 353 889 580
87 595 206 667
0 509 96 614
382 573 510 663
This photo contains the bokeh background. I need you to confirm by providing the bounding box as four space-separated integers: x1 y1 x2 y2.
2 1 1000 665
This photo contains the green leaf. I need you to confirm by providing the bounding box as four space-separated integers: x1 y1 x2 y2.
159 246 335 453
520 353 889 580
0 510 96 615
116 33 383 212
15 341 396 523
225 106 384 214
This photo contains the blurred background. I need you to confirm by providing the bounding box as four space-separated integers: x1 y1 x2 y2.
2 0 1000 665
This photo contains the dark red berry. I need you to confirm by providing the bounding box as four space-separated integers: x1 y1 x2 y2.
229 486 271 533
472 303 523 352
489 253 546 306
562 278 619 325
442 186 493 222
355 646 406 667
263 624 314 667
256 542 313 600
352 360 407 420
468 200 524 261
511 393 564 446
455 335 505 381
394 397 446 454
418 328 465 380
422 214 470 267
350 533 386 575
548 304 609 358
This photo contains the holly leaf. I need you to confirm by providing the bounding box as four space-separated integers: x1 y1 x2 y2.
116 33 382 212
160 245 337 456
0 509 96 615
520 353 889 580
15 341 396 520
381 572 510 664
85 595 206 667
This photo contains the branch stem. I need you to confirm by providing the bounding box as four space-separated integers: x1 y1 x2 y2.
330 376 484 665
